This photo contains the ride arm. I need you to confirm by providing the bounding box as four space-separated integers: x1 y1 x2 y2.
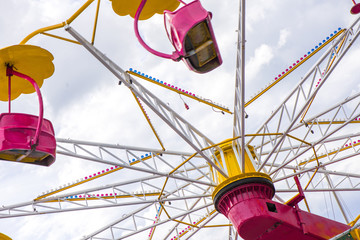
247 14 360 173
65 26 228 178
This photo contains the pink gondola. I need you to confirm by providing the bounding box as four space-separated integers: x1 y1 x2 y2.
351 0 360 14
0 66 56 166
134 0 222 73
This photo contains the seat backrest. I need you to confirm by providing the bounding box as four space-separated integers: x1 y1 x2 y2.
0 113 55 135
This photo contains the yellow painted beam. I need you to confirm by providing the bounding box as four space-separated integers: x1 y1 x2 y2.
127 70 232 114
245 29 345 108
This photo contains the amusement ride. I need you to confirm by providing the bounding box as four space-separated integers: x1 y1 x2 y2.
1 0 360 239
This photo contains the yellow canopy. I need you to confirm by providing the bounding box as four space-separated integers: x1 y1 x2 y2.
110 0 180 20
0 233 12 240
0 45 54 101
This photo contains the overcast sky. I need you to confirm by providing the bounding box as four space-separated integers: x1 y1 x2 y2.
0 0 360 239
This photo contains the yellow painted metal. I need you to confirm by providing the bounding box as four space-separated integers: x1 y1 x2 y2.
299 141 360 166
349 215 360 240
0 45 54 101
132 92 165 150
300 30 347 122
20 0 95 44
0 233 12 240
310 120 360 125
245 29 345 108
35 154 156 200
127 71 232 114
212 172 272 201
212 140 256 186
148 206 164 240
40 32 81 45
91 0 101 45
110 0 180 20
43 192 163 202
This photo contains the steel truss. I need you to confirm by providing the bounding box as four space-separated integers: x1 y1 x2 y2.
2 1 360 239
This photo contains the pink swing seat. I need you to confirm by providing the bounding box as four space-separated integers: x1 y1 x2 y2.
0 113 56 166
164 0 222 73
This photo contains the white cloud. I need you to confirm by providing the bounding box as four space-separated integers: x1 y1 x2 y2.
246 44 274 82
1 1 360 239
277 28 290 48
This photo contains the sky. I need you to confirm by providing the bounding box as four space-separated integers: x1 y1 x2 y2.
0 0 360 239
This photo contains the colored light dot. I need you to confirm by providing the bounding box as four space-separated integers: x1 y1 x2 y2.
192 93 195 96
97 194 99 196
338 27 341 30
141 73 145 76
145 154 148 156
326 37 330 40
286 69 288 72
168 83 171 86
323 40 326 43
134 70 137 73
315 46 318 49
141 155 144 158
345 144 348 147
85 177 88 179
278 74 281 77
110 167 113 170
156 79 159 82
98 172 100 174
296 60 300 63
129 68 133 71
311 49 314 52
171 85 174 88
319 43 322 46
175 87 178 89
304 54 307 57
308 51 311 55
101 194 104 196
282 72 285 74
300 57 303 60
89 175 92 178
330 34 333 37
334 31 337 34
293 63 296 66
275 77 278 80
160 81 163 83
106 169 109 171
289 66 292 69
164 82 167 85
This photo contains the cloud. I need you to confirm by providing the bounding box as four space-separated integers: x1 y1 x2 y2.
277 28 290 48
246 44 274 82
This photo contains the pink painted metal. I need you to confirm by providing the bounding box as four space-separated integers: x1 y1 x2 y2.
164 0 222 73
0 67 56 166
351 2 360 14
134 0 179 61
134 0 222 73
214 177 353 240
